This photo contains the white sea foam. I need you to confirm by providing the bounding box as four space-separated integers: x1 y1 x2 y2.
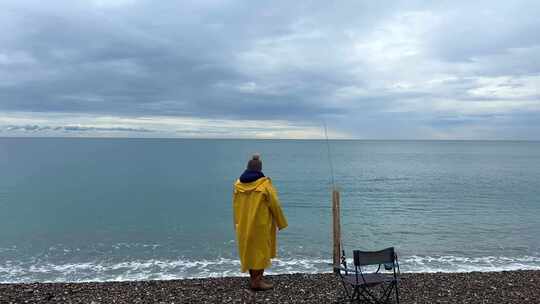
401 255 540 273
0 255 539 283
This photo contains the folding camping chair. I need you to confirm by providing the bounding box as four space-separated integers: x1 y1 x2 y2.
334 247 400 303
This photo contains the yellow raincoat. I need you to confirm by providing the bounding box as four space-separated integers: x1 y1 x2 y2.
233 177 288 272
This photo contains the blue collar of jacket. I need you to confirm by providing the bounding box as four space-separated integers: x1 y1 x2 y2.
239 170 265 183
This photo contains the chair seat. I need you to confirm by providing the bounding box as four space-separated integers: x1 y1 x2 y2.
343 273 395 287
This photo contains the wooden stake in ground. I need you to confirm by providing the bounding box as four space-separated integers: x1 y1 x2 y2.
332 188 341 273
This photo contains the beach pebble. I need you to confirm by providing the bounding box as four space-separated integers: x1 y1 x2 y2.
0 271 539 303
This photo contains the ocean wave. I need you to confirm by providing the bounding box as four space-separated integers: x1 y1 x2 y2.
401 255 540 273
0 255 539 283
359 177 410 182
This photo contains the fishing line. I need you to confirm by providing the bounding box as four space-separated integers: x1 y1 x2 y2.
324 122 348 262
323 121 336 190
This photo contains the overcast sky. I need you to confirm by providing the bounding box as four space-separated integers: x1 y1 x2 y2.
1 0 539 139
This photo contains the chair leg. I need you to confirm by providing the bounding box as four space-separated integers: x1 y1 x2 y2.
379 286 390 304
375 282 399 304
353 286 368 303
333 285 353 304
395 282 400 304
358 287 379 304
340 279 351 299
350 287 358 302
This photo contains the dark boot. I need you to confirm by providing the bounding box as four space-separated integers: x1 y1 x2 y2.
250 269 273 291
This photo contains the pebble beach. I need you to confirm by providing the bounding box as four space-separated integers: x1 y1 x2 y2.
1 270 539 303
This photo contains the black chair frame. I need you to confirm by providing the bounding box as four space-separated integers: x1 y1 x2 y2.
334 247 400 304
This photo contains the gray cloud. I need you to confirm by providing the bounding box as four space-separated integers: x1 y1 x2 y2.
0 0 539 138
3 124 153 133
61 126 153 132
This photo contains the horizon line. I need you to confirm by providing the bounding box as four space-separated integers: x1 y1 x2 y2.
1 136 539 142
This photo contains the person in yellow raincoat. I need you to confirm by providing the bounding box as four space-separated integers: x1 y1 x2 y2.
233 154 288 290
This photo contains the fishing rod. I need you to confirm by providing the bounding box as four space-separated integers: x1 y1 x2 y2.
323 121 343 271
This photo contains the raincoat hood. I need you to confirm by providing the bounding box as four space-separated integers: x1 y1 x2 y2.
239 170 265 183
235 176 269 193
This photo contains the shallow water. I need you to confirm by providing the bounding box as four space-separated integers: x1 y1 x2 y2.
1 138 539 282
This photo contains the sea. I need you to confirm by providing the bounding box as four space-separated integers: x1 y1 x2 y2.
1 138 539 283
